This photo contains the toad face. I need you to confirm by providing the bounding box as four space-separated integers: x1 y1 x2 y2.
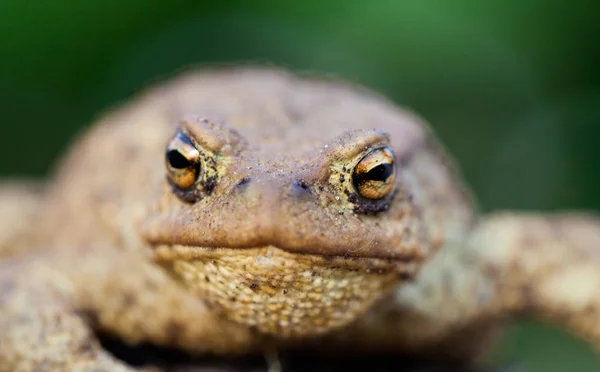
143 116 430 336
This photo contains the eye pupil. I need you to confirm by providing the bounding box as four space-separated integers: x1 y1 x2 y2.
363 163 393 182
352 147 396 200
167 150 191 169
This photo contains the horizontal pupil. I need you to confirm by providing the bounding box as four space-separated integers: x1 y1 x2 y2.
364 163 393 182
167 150 191 169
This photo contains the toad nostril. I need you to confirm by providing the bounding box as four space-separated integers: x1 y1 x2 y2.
235 176 252 191
294 179 309 190
291 179 312 199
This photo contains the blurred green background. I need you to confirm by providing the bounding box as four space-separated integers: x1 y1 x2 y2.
1 1 599 371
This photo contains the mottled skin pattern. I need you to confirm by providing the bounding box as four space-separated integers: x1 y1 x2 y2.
0 68 599 371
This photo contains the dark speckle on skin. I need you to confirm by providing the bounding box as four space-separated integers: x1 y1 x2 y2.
122 291 137 307
166 321 183 343
353 202 390 215
203 176 217 195
249 283 259 291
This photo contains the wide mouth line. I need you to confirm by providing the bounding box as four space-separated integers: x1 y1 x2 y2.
145 234 425 263
151 244 420 276
141 218 426 263
152 243 404 259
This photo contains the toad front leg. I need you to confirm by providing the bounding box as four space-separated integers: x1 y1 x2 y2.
466 212 600 346
0 258 136 371
350 212 600 361
0 249 255 371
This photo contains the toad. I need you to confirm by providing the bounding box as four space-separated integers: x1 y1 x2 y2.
1 67 599 371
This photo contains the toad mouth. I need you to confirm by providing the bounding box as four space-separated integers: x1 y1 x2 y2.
151 244 420 280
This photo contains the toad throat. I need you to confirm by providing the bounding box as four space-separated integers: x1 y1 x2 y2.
153 244 410 338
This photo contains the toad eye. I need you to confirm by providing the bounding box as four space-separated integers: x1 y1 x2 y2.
165 132 201 190
352 147 396 200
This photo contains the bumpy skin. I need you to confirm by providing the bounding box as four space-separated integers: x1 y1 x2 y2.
0 68 599 371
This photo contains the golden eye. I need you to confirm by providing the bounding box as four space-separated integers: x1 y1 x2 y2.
352 147 396 200
165 132 201 190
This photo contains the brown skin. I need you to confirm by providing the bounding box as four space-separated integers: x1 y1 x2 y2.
0 67 599 371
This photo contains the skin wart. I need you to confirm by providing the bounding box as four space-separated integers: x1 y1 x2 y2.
0 67 599 371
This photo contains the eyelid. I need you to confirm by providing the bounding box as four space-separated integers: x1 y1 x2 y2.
355 147 395 173
325 130 391 161
168 132 200 159
178 116 244 155
311 130 392 182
